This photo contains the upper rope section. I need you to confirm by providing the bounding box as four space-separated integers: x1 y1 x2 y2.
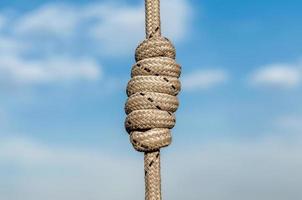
145 0 161 38
125 0 181 152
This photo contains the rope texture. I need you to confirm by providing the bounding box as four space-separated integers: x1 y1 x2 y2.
125 0 181 199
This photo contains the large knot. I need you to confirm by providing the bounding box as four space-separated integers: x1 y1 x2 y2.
125 36 181 152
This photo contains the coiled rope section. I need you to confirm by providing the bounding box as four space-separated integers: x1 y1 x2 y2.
125 0 181 199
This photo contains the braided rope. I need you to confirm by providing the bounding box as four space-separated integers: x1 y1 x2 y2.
125 0 181 199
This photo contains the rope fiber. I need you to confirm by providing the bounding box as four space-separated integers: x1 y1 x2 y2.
125 0 181 199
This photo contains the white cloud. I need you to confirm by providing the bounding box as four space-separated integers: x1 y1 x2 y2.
0 137 117 167
182 69 229 91
161 0 193 41
87 3 145 55
0 137 143 200
0 0 193 88
88 0 192 55
249 63 302 89
11 0 192 56
14 4 79 37
0 136 302 200
276 115 302 132
165 137 302 200
0 36 26 56
0 55 101 85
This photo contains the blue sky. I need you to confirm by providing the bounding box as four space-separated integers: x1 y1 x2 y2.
0 0 302 199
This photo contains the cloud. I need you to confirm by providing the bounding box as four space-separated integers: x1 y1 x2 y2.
0 137 119 167
182 69 229 91
161 0 193 41
88 0 192 55
0 137 143 200
11 0 192 56
275 115 302 133
165 137 302 200
13 4 79 37
0 136 302 200
0 0 193 88
249 63 302 89
87 3 145 55
0 35 26 56
0 55 101 85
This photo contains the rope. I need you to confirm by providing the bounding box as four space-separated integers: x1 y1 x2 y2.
125 0 181 199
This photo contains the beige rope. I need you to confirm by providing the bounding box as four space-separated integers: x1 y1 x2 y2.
125 0 181 199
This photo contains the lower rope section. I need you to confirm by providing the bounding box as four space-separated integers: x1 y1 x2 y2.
144 150 161 200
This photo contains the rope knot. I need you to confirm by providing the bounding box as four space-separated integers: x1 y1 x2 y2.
135 37 176 61
124 1 182 199
125 36 181 152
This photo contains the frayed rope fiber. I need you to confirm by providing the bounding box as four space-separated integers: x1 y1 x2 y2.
124 0 181 199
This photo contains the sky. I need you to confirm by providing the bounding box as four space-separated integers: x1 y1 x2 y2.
0 0 302 199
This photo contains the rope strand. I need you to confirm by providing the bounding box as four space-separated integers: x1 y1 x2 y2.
125 1 181 199
145 0 161 38
145 151 161 200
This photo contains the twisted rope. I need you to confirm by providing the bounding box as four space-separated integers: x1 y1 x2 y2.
125 0 181 199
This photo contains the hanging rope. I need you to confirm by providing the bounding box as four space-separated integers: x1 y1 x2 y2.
125 0 181 199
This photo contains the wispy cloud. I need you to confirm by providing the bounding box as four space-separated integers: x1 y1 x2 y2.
275 114 302 133
249 62 302 89
0 0 193 88
0 8 102 87
89 0 192 55
161 0 193 41
182 69 229 91
0 55 101 85
166 137 302 200
13 4 79 37
1 136 301 200
0 137 143 200
0 36 26 55
10 0 192 55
